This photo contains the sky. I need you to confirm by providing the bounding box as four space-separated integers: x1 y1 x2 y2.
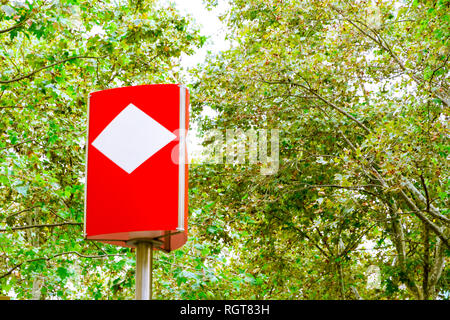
162 0 230 160
166 0 230 70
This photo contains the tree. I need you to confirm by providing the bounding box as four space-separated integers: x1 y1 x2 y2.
0 0 204 299
1 0 448 300
190 0 449 299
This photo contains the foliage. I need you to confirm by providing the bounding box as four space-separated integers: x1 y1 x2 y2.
189 0 449 300
0 0 204 299
0 0 448 300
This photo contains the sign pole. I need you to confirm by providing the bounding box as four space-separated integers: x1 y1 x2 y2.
135 241 153 300
85 85 190 298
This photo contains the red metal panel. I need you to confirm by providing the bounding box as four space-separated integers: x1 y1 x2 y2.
84 84 188 251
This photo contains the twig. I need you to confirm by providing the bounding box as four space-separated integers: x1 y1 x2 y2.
0 221 82 232
0 16 29 35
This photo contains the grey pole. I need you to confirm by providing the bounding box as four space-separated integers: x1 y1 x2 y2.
135 241 153 300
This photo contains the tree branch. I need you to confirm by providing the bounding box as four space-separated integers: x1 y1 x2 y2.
331 5 449 108
398 189 450 250
0 55 106 84
298 183 383 190
251 76 373 134
0 17 29 35
0 221 82 232
428 239 446 298
0 251 126 280
271 212 330 258
401 178 450 225
2 205 40 221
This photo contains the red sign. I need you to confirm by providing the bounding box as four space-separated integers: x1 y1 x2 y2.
84 84 189 251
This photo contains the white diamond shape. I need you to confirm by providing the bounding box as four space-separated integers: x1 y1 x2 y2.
91 103 176 174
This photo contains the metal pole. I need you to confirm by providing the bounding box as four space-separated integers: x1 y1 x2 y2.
135 241 153 300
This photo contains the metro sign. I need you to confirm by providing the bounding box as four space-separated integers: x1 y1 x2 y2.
84 84 189 252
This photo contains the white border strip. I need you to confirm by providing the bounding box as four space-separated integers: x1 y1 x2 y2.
177 85 186 231
83 92 92 238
